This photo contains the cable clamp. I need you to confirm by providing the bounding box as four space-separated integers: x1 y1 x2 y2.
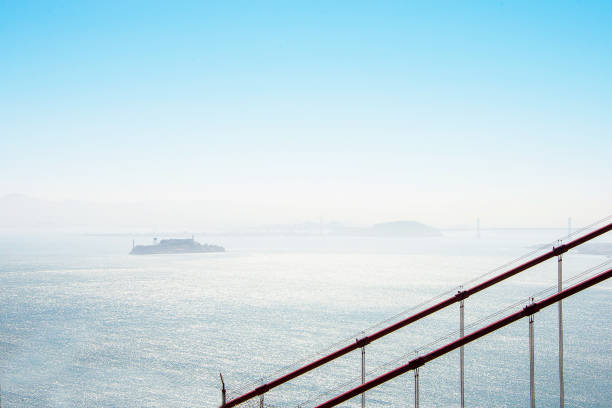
411 356 425 369
255 384 270 395
553 244 567 256
523 302 541 316
455 290 468 301
355 337 370 347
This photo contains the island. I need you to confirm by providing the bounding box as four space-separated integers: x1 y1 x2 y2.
130 237 225 255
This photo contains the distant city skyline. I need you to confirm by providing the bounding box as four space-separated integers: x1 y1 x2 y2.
1 1 611 230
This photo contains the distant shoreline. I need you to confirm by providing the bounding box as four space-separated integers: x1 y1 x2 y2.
75 227 576 237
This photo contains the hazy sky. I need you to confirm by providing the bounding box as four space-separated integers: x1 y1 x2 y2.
1 1 611 228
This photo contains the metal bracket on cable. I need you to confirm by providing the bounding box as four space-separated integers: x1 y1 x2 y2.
553 243 567 257
455 289 468 302
523 300 541 317
355 336 370 348
254 383 269 395
411 355 426 370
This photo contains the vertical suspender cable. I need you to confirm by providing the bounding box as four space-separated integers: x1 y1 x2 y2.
361 346 366 408
529 314 535 408
460 299 465 408
414 367 419 408
558 255 565 407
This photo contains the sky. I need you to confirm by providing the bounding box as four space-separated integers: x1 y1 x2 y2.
1 1 611 229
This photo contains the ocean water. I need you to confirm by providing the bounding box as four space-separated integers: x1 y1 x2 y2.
0 230 610 407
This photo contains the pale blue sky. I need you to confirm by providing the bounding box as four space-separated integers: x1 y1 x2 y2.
1 1 610 228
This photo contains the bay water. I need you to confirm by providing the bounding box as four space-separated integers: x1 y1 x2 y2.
0 230 610 407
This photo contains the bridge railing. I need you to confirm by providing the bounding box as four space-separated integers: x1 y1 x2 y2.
297 258 609 406
312 266 612 407
222 218 612 407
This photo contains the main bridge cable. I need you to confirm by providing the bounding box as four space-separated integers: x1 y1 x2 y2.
298 259 612 407
313 267 612 408
225 218 612 407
